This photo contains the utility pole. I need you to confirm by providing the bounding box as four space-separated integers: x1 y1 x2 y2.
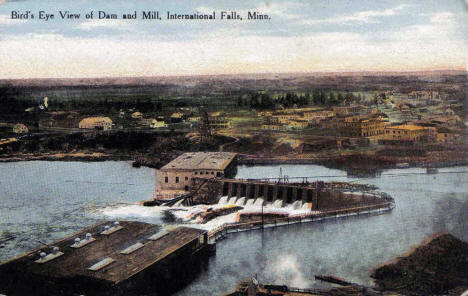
261 202 264 230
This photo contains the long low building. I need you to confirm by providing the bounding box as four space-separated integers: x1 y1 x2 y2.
155 152 237 199
383 124 434 141
0 221 211 296
78 116 113 130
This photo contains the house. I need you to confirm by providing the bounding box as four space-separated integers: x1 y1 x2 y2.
131 111 143 119
170 112 185 123
78 117 113 131
150 119 168 129
207 112 230 130
303 110 335 125
383 124 433 142
12 123 28 134
436 127 462 144
257 111 273 117
332 105 361 116
188 116 201 122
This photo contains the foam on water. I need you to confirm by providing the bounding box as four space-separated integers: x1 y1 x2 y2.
197 212 239 230
235 197 246 206
265 254 308 288
218 196 229 205
253 197 264 206
272 199 283 208
95 198 315 233
227 197 237 204
291 200 302 210
245 199 255 206
98 204 167 219
173 199 184 207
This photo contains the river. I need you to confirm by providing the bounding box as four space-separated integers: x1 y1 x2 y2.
0 161 467 295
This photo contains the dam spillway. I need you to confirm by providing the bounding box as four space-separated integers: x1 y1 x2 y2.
217 178 389 211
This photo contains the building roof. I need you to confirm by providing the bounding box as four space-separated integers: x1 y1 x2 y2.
171 112 184 118
208 111 222 117
386 124 426 131
13 123 28 129
1 221 205 285
79 117 112 125
437 127 455 134
161 152 237 171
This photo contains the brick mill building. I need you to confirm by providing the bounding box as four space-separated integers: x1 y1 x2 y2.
155 152 237 199
335 114 386 138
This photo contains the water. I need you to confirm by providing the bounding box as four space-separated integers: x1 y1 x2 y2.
1 162 467 295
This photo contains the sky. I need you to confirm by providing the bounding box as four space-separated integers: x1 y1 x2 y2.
0 0 467 79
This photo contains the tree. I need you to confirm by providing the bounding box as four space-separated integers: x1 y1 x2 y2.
237 95 243 107
337 93 343 104
319 91 326 105
329 92 336 105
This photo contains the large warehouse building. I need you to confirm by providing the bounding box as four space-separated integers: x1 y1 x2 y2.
155 152 237 199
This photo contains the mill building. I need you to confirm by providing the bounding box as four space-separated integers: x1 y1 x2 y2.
156 152 237 199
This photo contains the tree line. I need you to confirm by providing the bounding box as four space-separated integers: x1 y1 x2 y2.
237 90 365 109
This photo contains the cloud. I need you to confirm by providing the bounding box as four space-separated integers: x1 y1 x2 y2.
388 11 460 42
429 12 454 24
303 4 412 25
198 2 303 21
249 2 303 20
0 28 465 79
0 14 27 25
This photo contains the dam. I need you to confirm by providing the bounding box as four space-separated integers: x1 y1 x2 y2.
196 177 391 211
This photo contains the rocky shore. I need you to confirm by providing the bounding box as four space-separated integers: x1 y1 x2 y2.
371 232 468 295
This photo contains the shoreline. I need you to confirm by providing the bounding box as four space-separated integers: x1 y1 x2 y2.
1 152 467 170
0 152 133 163
238 156 468 169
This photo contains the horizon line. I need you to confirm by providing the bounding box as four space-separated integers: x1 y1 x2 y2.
1 68 466 82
